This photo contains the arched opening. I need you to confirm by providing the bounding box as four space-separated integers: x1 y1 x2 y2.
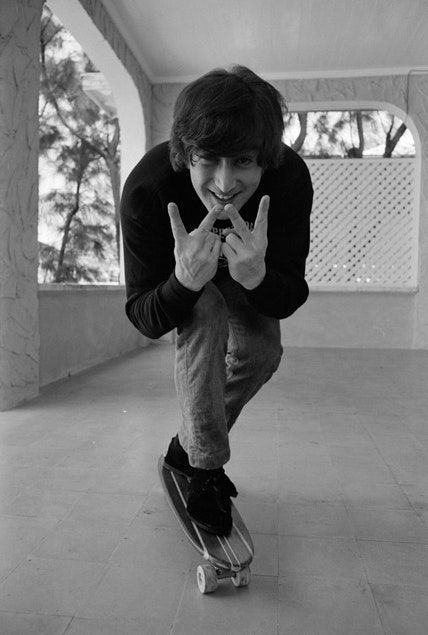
39 7 121 283
43 0 147 284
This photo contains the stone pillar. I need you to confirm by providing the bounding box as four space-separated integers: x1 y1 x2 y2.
410 73 428 349
0 0 43 409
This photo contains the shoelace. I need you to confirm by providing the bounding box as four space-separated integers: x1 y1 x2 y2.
193 470 238 498
212 472 238 498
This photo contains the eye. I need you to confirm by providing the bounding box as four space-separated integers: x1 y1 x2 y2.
236 156 257 167
193 152 217 166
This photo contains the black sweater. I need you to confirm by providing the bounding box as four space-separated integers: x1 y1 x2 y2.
120 141 313 339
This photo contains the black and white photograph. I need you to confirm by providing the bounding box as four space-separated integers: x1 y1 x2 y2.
0 0 427 633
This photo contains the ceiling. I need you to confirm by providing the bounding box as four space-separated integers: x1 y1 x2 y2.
101 0 428 83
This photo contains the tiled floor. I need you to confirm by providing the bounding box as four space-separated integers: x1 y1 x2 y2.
0 342 428 634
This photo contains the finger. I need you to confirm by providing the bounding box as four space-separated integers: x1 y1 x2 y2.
211 236 222 257
224 232 242 253
224 204 251 239
222 227 240 238
205 231 219 249
254 195 270 234
198 205 222 234
168 202 187 240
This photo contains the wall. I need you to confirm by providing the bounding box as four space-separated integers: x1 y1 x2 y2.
151 73 428 349
283 289 416 349
38 285 147 386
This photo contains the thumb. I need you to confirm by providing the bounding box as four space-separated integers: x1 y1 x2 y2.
221 241 234 260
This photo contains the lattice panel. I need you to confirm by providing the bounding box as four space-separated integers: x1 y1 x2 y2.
305 159 417 287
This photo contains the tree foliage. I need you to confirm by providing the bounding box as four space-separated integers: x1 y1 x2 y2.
39 6 120 284
285 109 414 158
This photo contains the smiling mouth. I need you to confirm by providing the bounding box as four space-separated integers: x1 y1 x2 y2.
209 191 239 204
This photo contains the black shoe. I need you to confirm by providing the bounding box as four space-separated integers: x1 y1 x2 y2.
164 435 194 478
186 468 238 536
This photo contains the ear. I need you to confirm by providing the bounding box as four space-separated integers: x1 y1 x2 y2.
184 147 197 170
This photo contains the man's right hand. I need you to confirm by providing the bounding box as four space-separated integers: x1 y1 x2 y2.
168 203 222 292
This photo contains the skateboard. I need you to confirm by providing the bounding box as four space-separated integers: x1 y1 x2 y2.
158 455 254 594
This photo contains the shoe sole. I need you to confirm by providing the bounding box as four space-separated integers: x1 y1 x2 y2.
186 509 232 537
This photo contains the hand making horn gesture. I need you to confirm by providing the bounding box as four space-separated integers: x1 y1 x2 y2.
168 202 222 292
221 195 270 290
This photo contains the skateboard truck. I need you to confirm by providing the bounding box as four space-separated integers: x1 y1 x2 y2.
196 562 251 594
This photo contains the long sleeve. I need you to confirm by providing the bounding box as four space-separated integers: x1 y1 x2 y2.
244 161 313 319
121 188 204 339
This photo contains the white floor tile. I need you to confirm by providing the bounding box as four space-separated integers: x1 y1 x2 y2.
0 344 427 633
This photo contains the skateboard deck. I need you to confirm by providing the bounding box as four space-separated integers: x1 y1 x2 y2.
158 455 254 593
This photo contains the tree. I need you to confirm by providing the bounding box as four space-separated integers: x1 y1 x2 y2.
39 6 120 283
284 109 412 159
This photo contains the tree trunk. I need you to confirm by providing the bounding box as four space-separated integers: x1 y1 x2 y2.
54 144 88 282
104 155 121 260
55 197 79 282
384 120 407 157
348 111 364 158
292 112 308 153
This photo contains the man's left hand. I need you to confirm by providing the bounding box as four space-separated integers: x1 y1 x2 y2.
221 195 270 290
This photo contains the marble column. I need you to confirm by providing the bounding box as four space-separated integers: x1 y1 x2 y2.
0 0 44 409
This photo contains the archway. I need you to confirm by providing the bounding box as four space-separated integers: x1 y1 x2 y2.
46 0 147 283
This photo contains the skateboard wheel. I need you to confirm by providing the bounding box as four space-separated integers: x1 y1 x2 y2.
196 564 218 594
232 566 251 588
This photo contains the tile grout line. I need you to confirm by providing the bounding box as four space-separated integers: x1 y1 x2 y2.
61 615 76 634
284 392 387 633
357 414 426 519
352 535 393 635
366 581 390 635
169 568 192 635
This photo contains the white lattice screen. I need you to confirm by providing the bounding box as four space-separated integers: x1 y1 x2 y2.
305 158 417 288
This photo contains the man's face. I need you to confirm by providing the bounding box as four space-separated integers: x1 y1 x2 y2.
188 150 263 219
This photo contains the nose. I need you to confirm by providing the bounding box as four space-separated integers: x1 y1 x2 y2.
214 160 237 194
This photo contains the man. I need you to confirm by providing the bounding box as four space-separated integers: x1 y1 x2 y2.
120 65 312 536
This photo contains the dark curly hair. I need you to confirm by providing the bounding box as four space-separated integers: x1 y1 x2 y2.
169 65 287 172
